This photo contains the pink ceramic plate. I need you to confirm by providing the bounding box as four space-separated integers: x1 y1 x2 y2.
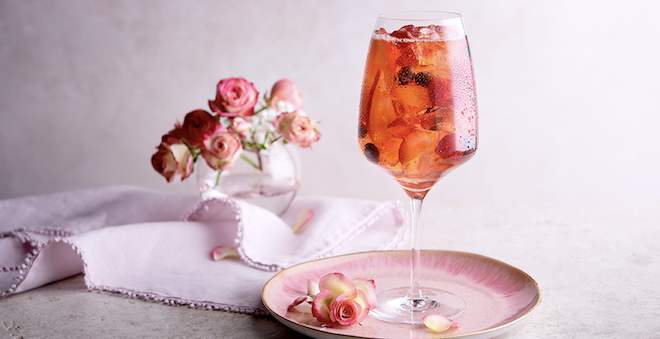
262 250 541 339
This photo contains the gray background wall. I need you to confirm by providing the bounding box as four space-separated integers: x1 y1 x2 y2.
2 0 658 206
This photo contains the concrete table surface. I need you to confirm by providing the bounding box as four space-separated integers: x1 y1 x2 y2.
2 200 659 338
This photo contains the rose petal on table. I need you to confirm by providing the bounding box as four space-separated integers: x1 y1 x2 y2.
211 246 240 261
422 314 460 332
292 209 314 233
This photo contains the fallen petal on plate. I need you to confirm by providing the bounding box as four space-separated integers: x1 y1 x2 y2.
288 295 313 312
292 209 314 233
286 307 316 325
307 280 320 296
211 246 240 261
422 314 460 332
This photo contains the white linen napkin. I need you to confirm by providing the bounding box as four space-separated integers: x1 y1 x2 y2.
0 186 406 314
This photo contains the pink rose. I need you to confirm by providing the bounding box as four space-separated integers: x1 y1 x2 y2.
274 112 320 148
311 273 377 327
209 77 259 117
180 109 218 147
229 117 252 139
151 140 193 182
201 125 243 171
269 78 303 111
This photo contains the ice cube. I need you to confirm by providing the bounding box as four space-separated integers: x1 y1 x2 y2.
380 137 403 168
418 26 441 40
391 84 431 118
387 118 415 139
407 107 445 130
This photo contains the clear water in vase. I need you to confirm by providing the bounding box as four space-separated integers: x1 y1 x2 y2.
197 143 300 215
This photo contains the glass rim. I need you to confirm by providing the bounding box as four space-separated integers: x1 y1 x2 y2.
377 11 462 21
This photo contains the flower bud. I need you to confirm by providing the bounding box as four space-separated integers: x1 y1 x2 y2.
269 79 303 112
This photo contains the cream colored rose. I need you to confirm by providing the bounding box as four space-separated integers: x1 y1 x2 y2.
229 117 251 139
311 273 377 327
201 125 243 171
151 140 193 182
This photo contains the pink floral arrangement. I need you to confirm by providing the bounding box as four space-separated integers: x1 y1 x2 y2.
151 77 321 183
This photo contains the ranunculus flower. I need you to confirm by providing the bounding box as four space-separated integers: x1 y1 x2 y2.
163 120 185 141
229 117 252 139
269 78 304 111
311 273 376 327
151 140 193 182
180 109 218 147
209 77 259 117
274 112 321 148
201 125 243 171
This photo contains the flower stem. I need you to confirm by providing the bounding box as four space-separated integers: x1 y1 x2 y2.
240 153 261 170
254 106 267 115
214 170 222 188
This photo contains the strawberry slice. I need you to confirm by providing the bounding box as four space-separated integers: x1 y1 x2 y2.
390 25 420 39
429 78 452 107
436 133 461 159
410 111 440 130
396 45 419 67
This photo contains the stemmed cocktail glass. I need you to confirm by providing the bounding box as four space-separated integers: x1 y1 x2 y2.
358 11 478 324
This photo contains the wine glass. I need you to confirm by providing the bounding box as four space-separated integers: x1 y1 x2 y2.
358 11 478 324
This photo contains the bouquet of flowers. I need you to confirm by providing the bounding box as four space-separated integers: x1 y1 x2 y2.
151 77 321 183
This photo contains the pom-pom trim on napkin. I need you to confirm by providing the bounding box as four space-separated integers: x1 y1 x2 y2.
183 197 283 272
183 197 408 273
1 191 407 316
0 228 74 296
1 235 270 315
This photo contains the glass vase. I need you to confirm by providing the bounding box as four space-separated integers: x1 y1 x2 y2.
196 143 300 215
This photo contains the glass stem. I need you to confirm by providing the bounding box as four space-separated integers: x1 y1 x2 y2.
407 196 424 304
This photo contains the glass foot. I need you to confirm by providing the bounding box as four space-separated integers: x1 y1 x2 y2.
369 287 466 324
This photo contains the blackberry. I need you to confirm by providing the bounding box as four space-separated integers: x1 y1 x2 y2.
358 123 368 139
414 71 433 87
397 67 415 85
363 143 380 163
